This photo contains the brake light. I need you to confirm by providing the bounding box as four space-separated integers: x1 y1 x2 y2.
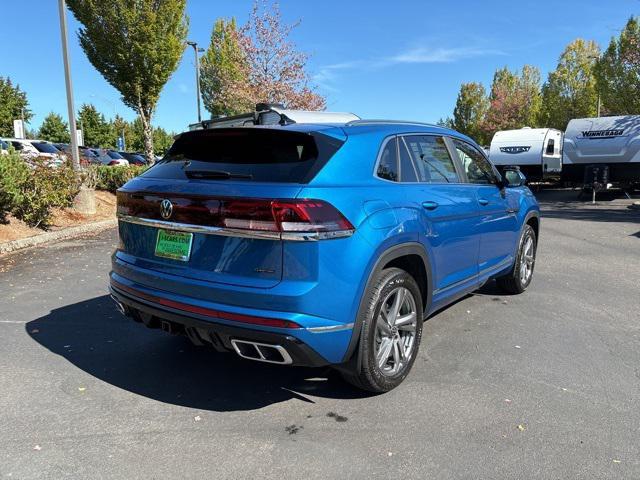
117 193 355 240
221 199 354 236
108 160 119 166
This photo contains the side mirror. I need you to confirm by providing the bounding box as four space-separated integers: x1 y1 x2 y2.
502 168 527 188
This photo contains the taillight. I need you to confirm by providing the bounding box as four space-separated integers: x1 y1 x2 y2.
108 160 119 166
221 199 354 238
117 193 355 240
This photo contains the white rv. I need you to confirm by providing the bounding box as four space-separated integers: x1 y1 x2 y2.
489 128 563 181
562 115 640 185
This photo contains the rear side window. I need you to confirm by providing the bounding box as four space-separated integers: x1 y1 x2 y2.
403 135 459 183
377 137 398 182
151 128 344 183
452 138 495 184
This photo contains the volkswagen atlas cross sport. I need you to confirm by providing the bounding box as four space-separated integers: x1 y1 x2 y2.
109 107 540 392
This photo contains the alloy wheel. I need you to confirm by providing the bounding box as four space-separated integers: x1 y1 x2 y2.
520 235 535 284
374 286 418 376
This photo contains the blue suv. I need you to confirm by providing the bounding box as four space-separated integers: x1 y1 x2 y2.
110 110 540 392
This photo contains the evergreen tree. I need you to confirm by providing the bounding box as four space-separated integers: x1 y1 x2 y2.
38 113 70 143
77 104 111 148
0 77 32 137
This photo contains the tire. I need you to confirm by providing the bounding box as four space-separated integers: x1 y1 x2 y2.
496 224 537 294
342 267 424 393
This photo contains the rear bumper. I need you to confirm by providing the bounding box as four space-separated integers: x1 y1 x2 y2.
109 282 331 367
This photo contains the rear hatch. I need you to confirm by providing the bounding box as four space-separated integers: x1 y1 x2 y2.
116 127 346 289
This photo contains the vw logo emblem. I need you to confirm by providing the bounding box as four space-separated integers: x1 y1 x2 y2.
160 199 173 219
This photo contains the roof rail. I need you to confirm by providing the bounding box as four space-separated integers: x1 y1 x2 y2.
345 119 442 128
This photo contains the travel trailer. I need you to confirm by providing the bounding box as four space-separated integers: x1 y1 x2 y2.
488 128 563 181
562 115 640 186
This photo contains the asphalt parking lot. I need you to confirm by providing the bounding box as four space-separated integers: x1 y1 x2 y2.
1 189 639 479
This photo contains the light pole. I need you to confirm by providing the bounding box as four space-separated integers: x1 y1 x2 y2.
589 54 602 117
58 0 80 171
187 41 204 123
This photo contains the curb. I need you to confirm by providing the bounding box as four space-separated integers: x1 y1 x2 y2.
0 219 117 255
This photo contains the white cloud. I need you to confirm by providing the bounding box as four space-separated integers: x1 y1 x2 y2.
391 46 506 64
314 61 365 92
315 44 506 91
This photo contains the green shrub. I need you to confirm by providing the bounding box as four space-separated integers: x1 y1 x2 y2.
0 152 79 228
0 151 30 222
95 165 146 193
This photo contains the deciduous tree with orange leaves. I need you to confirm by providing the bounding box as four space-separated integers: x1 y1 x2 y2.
200 0 325 117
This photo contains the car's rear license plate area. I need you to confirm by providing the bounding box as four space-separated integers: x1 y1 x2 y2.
154 229 193 262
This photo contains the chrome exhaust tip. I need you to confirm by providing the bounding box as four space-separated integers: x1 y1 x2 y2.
110 295 126 316
230 339 293 365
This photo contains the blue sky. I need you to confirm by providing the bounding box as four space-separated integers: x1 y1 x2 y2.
1 0 638 133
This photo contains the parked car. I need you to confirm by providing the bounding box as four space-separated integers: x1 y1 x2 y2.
109 109 540 393
90 148 129 166
118 152 147 166
54 143 103 166
1 138 64 166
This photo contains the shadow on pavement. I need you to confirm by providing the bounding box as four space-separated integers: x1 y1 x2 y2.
533 189 640 224
26 295 370 412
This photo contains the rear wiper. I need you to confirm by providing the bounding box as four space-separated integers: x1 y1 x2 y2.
185 170 253 180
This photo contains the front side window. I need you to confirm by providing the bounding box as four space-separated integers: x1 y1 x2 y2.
398 140 418 182
376 137 398 182
403 135 458 183
452 138 495 184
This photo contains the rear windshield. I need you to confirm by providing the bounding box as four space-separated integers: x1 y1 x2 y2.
107 150 124 159
146 128 344 183
32 142 59 154
79 147 97 157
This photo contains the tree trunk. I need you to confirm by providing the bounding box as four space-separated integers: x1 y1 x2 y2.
138 105 155 165
73 185 96 215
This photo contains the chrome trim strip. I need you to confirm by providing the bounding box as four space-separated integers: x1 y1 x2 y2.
478 256 513 277
432 275 477 296
305 322 354 333
117 214 354 241
433 257 514 295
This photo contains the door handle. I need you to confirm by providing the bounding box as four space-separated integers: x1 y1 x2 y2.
478 198 489 206
421 201 439 210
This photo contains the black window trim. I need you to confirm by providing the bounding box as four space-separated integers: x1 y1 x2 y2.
373 135 399 184
374 133 466 185
447 136 502 185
